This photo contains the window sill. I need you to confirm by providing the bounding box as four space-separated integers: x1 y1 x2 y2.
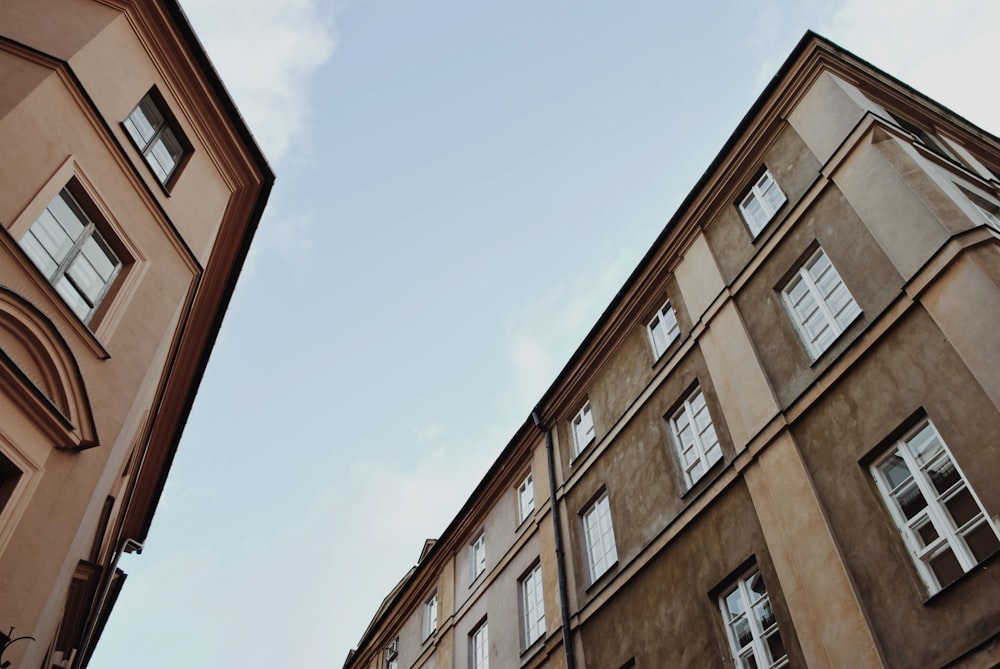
569 437 596 467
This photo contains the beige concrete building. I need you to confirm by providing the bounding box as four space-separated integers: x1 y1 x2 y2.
0 1 272 667
345 33 1000 669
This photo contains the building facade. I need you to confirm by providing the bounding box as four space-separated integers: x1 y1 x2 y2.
0 1 272 667
344 33 1000 669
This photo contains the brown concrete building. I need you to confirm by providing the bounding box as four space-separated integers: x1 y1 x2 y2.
344 33 1000 669
0 1 272 667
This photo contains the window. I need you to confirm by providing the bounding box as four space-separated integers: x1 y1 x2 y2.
384 637 399 669
422 592 438 640
781 247 860 360
719 568 788 669
471 620 489 669
520 563 545 647
582 491 618 582
667 386 722 488
124 90 189 185
19 188 122 323
960 187 1000 232
739 169 786 237
646 298 680 358
471 532 486 581
871 420 1000 594
517 472 535 524
572 401 595 456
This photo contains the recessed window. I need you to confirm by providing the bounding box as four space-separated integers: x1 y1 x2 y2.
19 188 122 323
384 637 399 669
124 90 189 186
647 298 680 358
517 471 535 524
871 419 1000 594
422 592 438 640
738 169 786 238
471 532 486 582
471 620 489 669
959 187 1000 232
572 401 595 456
781 247 860 360
719 568 789 668
667 386 722 489
582 491 617 583
520 563 545 647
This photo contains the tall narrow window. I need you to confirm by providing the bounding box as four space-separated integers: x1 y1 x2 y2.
422 592 438 641
871 420 1000 594
582 492 618 582
124 90 189 185
518 471 535 524
667 386 722 488
647 298 680 358
739 169 786 237
572 401 595 456
384 637 399 669
521 563 545 647
19 188 122 323
471 620 489 669
781 247 860 360
719 568 788 669
471 532 486 582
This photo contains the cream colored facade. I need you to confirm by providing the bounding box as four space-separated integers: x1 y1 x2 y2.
346 34 1000 669
0 2 272 667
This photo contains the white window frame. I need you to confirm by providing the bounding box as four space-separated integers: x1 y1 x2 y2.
667 386 722 489
422 591 438 641
470 532 486 582
738 169 786 238
19 188 122 323
571 401 595 456
646 298 680 358
719 568 789 669
781 247 861 360
471 620 489 669
517 471 535 524
871 419 1000 594
520 563 546 647
582 491 618 583
385 637 399 669
123 91 188 185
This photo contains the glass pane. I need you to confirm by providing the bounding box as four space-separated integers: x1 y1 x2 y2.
753 600 776 631
928 547 964 587
912 517 939 548
927 457 961 496
724 588 745 618
906 424 939 463
80 235 118 281
747 572 767 599
878 454 911 489
55 276 90 319
964 522 1000 563
766 630 787 663
19 231 59 277
733 617 753 648
47 194 86 241
894 481 927 520
944 487 980 528
145 152 169 182
740 652 759 669
66 253 104 303
30 209 75 262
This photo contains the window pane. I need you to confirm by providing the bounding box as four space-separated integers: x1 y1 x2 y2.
927 457 961 496
878 454 911 490
55 277 90 319
944 487 980 528
894 482 927 520
80 235 119 281
66 253 105 303
47 195 87 242
724 588 745 618
733 617 753 648
766 630 786 665
912 517 939 548
20 231 59 277
30 209 76 263
964 522 1000 562
928 547 963 587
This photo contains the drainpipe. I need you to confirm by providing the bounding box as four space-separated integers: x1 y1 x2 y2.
531 410 577 669
73 538 143 669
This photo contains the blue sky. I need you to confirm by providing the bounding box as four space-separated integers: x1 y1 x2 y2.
92 1 999 666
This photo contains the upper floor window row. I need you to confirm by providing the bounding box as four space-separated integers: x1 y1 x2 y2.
124 90 190 188
739 168 787 238
19 188 122 324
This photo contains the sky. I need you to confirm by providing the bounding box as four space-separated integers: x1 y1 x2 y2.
91 1 1000 667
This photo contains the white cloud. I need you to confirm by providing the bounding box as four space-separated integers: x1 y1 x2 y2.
178 0 336 162
824 0 1000 135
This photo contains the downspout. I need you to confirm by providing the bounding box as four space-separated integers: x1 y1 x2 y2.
73 538 143 669
531 410 577 669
